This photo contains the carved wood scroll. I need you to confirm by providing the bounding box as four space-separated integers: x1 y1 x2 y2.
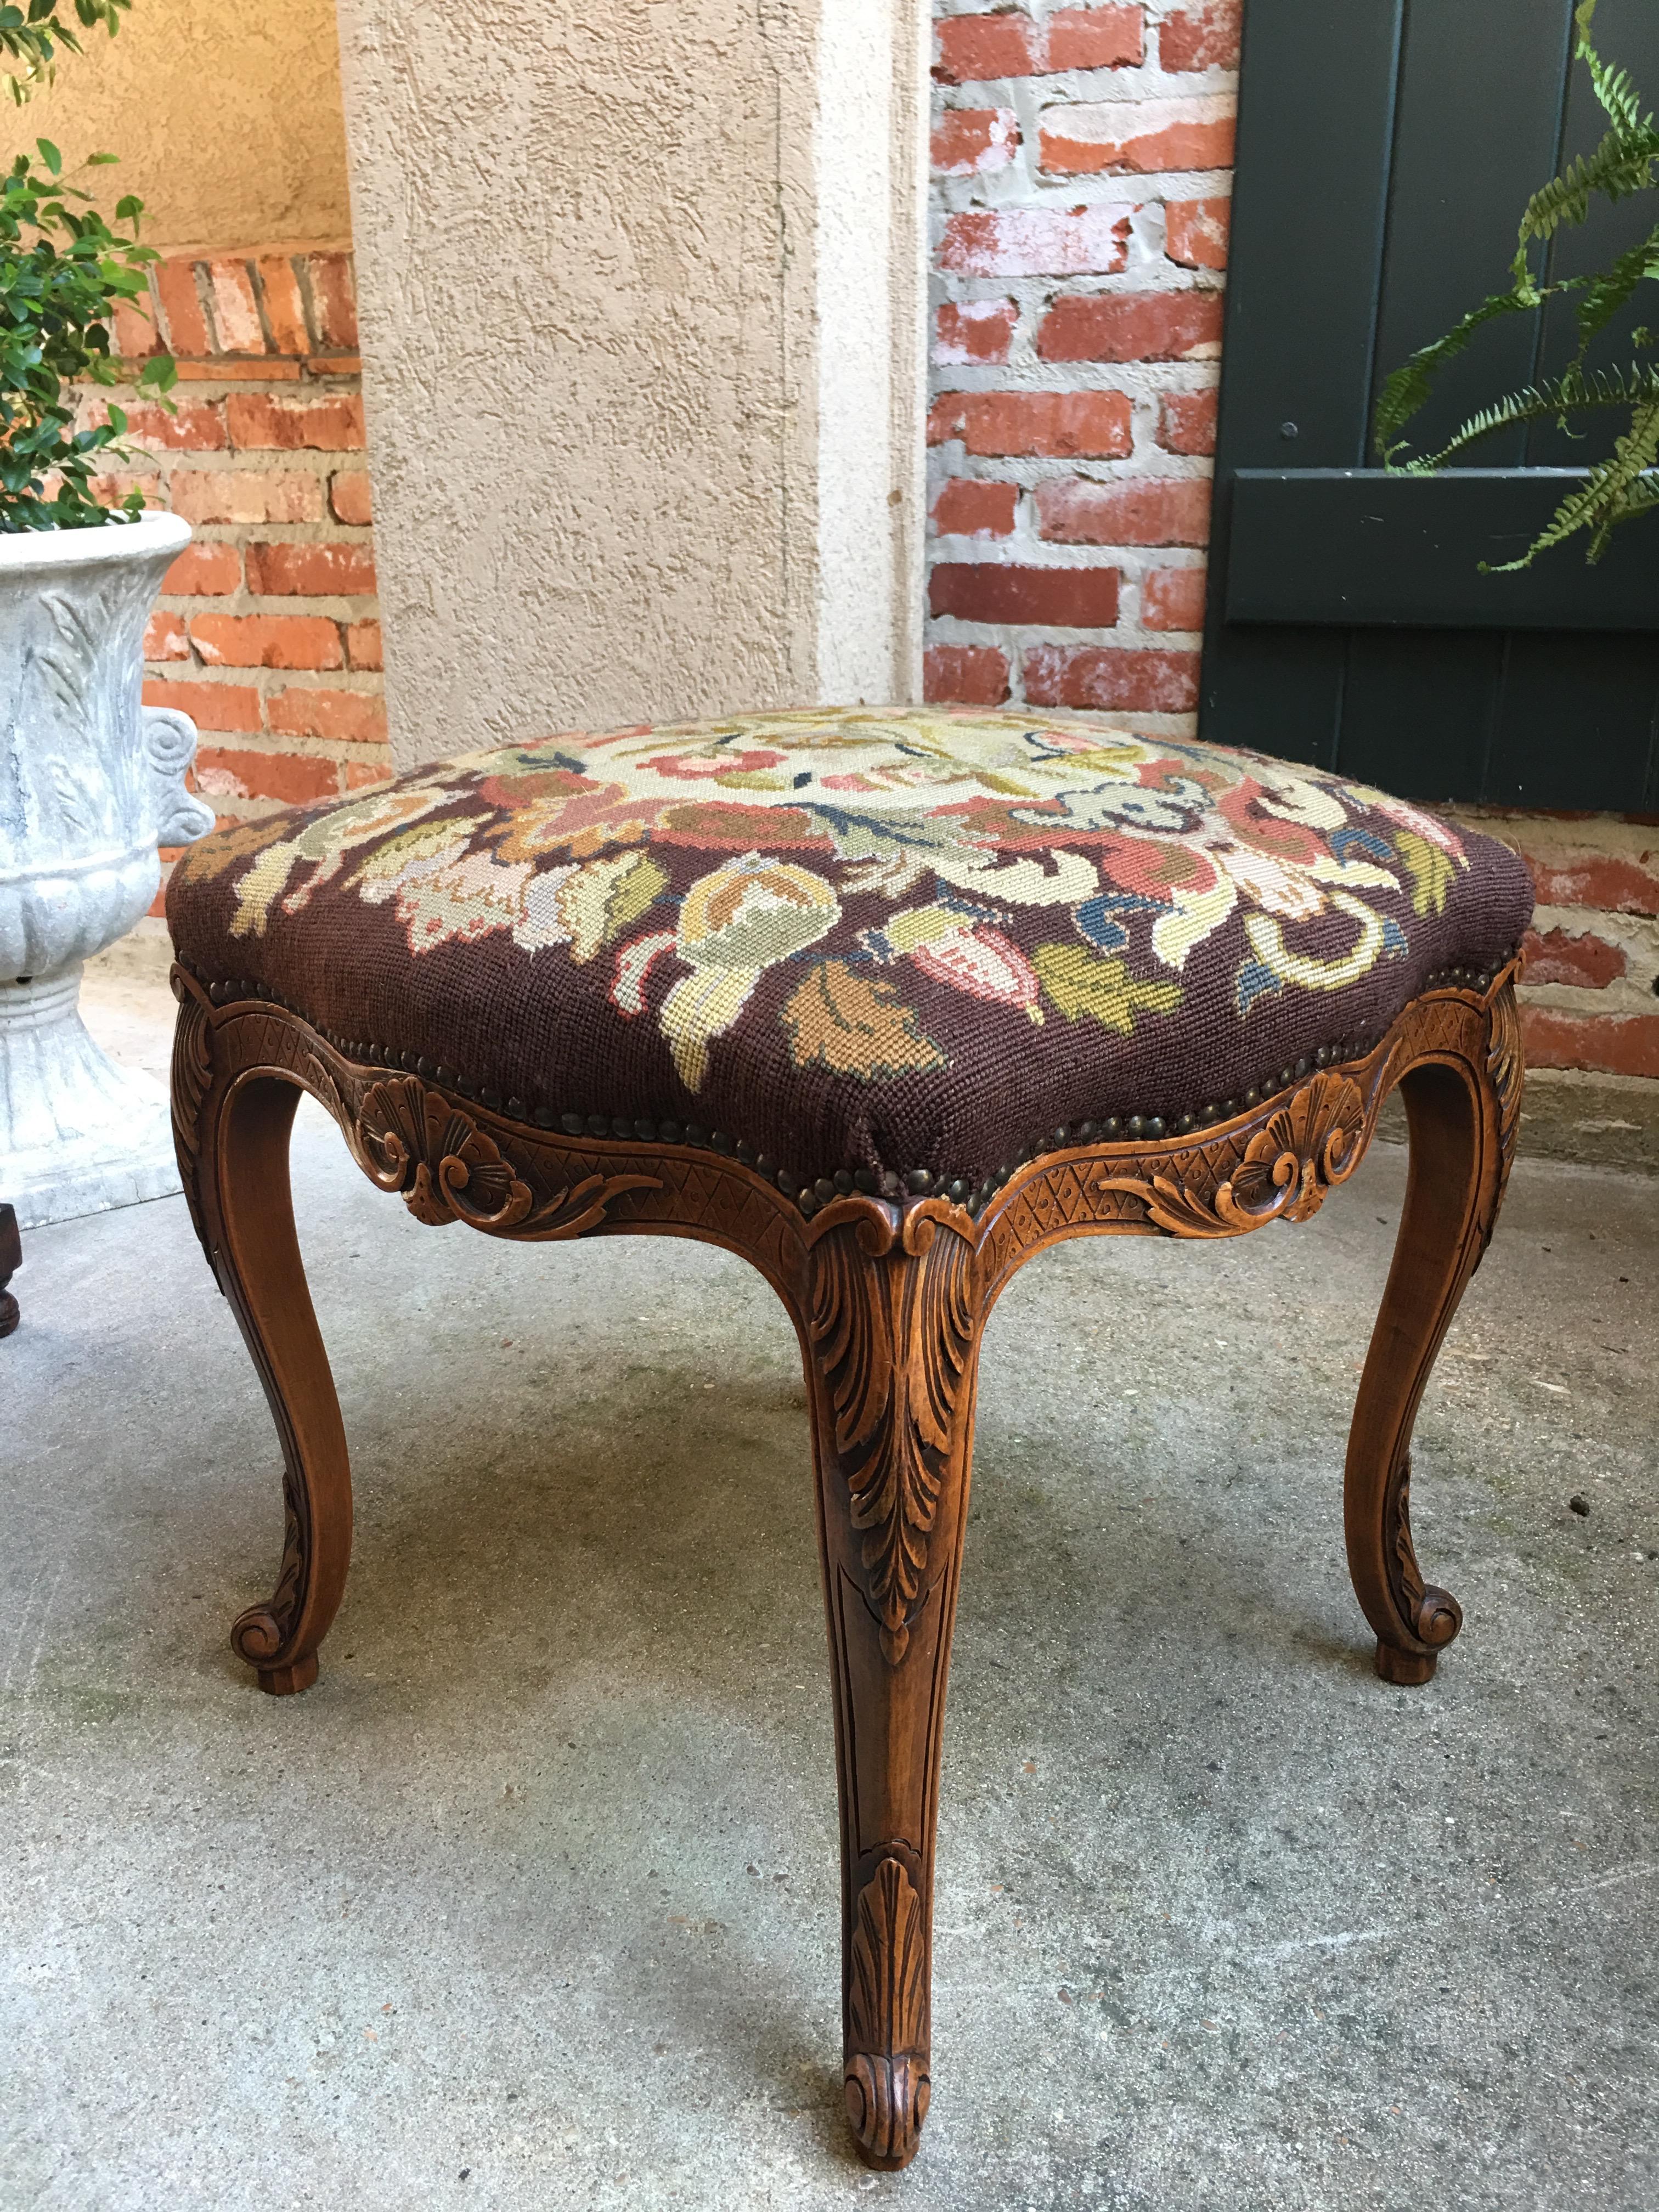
1104 1067 1367 1238
168 971 216 1269
1487 980 1523 1200
1382 1451 1464 1655
231 1480 308 1681
356 1074 661 1235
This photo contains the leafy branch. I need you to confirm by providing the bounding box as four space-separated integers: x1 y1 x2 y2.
0 138 175 530
1374 0 1659 568
1 1 129 104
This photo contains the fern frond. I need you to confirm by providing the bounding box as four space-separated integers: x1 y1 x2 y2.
1613 462 1659 511
1587 398 1659 556
1577 1 1649 139
1516 125 1659 255
1483 398 1659 568
1481 475 1608 571
1572 223 1659 356
1599 466 1659 544
1378 0 1659 568
1374 286 1553 460
1585 58 1646 138
1401 362 1659 473
1514 18 1657 250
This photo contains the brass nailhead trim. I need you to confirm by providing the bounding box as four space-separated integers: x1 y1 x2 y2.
195 948 1515 1223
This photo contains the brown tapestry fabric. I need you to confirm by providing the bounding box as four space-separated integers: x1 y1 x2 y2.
167 707 1533 1199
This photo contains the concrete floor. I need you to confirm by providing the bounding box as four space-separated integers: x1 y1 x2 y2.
2 947 1656 2211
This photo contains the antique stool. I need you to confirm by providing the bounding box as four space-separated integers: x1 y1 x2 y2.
165 708 1532 2168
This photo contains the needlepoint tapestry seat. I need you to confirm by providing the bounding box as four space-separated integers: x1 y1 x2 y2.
166 708 1532 1200
165 705 1533 2171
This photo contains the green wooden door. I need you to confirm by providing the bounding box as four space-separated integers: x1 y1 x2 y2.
1200 0 1659 810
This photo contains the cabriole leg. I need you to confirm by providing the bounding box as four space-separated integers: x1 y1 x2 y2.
175 1018 352 1696
1345 1051 1505 1685
801 1204 983 2168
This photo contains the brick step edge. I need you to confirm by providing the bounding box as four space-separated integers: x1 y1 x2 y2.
1375 1068 1659 1175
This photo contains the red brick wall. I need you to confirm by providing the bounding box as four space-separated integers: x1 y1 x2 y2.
925 1 1658 1094
1451 810 1659 1084
926 0 1233 721
93 246 388 912
95 164 1658 1097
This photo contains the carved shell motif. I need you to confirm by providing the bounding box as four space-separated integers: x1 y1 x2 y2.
1228 1069 1367 1222
1138 1070 1367 1236
359 1076 534 1227
356 1074 661 1237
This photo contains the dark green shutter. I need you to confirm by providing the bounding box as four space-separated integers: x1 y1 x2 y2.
1200 0 1659 810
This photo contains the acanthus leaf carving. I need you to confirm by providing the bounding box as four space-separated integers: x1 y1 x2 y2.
169 968 215 1161
808 1205 978 1665
168 967 217 1267
230 1478 306 1669
1486 978 1523 1185
160 961 1527 2171
843 1855 930 2167
1381 1452 1463 1651
38 589 98 720
809 1213 895 1458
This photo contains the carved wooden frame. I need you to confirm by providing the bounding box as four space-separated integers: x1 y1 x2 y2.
171 958 1522 2169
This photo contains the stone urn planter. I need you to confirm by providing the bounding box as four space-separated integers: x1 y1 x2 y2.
0 512 214 1228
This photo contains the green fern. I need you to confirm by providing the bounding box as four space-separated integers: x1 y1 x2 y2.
1486 396 1659 567
1572 224 1659 356
1512 130 1657 259
1373 287 1547 462
1376 0 1659 568
1574 0 1645 133
1401 361 1659 476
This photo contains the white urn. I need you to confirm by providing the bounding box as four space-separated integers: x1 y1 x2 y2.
0 511 215 1228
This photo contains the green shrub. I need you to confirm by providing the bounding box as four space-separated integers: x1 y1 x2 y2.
2 3 131 105
0 140 173 529
0 2 176 531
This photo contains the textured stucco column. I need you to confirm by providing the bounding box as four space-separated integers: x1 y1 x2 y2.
26 0 352 249
333 1 927 771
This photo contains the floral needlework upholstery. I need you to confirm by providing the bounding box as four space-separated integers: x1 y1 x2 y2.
167 707 1534 1193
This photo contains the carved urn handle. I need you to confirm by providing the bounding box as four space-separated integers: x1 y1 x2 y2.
143 704 216 848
